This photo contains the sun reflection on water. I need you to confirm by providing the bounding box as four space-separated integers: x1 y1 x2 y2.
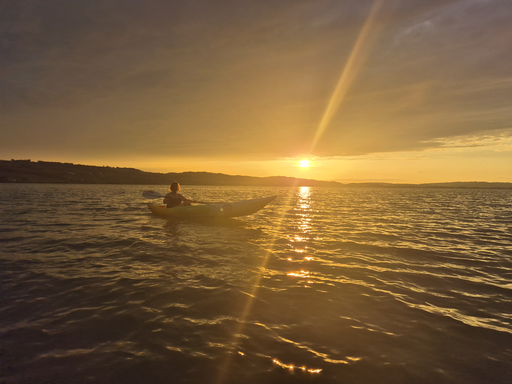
272 358 322 374
215 186 319 383
287 270 310 278
297 187 312 232
287 187 314 258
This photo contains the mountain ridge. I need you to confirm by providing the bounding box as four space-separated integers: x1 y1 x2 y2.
1 159 511 188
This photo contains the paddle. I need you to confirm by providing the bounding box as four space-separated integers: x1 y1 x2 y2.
142 190 219 206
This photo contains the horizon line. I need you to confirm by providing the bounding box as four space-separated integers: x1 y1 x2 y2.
2 159 511 186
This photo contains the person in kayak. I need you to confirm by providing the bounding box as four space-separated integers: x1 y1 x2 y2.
163 182 192 208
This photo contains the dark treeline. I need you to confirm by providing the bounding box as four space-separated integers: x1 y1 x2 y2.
0 159 339 187
1 160 511 188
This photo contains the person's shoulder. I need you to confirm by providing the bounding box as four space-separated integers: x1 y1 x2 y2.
164 192 173 197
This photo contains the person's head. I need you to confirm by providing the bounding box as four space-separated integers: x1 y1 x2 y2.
170 182 180 193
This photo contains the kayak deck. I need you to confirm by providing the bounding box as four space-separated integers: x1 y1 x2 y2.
147 196 277 218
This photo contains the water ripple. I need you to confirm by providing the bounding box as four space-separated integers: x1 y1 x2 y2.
1 184 511 384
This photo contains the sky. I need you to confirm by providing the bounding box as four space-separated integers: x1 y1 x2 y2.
1 0 512 183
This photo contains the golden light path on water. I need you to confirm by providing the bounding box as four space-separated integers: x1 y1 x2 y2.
310 0 384 152
214 186 322 383
216 3 386 378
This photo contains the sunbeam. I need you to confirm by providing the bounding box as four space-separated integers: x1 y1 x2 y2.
214 183 303 384
310 0 384 152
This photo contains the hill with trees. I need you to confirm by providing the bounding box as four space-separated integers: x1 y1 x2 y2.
1 160 511 188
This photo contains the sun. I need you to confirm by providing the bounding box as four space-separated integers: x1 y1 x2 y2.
299 160 310 168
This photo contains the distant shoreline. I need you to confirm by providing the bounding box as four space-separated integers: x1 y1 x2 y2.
1 159 511 189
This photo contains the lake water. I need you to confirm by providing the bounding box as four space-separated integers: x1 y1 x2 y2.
1 184 511 384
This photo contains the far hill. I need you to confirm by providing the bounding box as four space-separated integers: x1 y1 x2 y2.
1 160 511 189
0 159 340 187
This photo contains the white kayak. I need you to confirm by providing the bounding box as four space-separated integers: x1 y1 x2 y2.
147 196 277 218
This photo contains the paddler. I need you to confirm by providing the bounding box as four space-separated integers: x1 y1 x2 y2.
163 182 193 208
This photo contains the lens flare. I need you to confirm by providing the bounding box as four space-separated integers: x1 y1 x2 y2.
310 0 384 152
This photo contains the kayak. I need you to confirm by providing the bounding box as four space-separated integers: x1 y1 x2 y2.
147 196 277 218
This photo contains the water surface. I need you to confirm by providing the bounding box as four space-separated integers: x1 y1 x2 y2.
1 184 511 383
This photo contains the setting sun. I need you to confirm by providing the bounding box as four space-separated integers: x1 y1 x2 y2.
300 160 310 168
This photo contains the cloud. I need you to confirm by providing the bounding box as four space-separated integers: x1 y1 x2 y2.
1 0 511 161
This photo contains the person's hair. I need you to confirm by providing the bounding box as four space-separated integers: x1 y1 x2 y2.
170 182 180 193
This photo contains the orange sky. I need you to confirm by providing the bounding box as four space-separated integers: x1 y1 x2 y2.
1 0 511 183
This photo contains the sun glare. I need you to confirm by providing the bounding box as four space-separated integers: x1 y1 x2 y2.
300 160 310 168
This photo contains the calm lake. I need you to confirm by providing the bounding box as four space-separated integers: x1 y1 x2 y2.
1 184 511 384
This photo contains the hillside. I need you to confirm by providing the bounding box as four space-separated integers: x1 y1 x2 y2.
1 160 511 188
0 160 340 187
